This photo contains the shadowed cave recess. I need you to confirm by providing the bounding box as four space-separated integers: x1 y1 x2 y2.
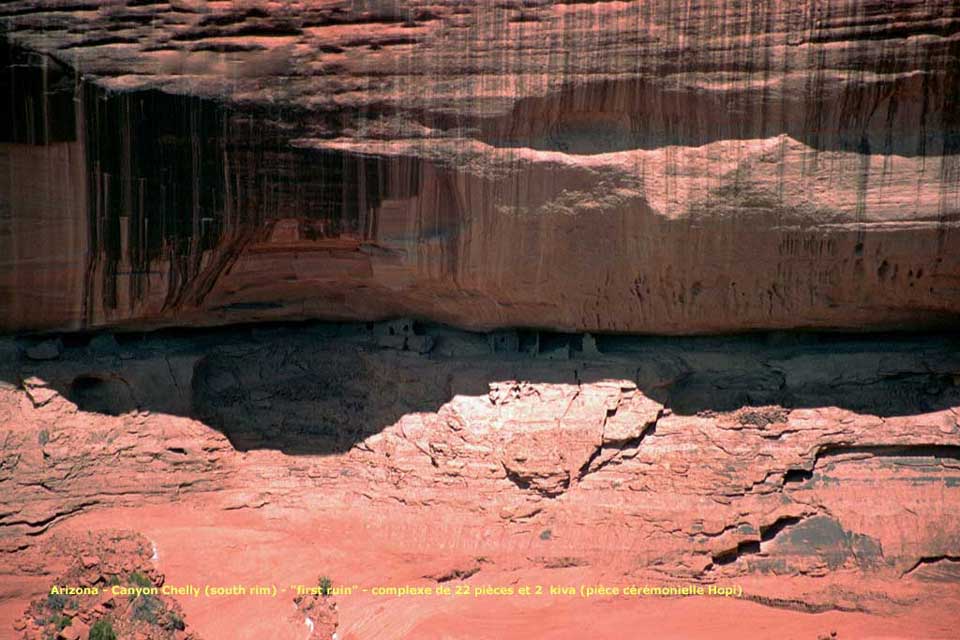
3 318 960 622
5 320 960 454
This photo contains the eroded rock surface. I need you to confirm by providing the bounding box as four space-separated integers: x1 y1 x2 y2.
0 325 958 637
11 531 200 640
2 1 959 333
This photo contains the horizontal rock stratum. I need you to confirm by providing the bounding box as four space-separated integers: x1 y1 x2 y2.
2 0 960 333
1 325 959 637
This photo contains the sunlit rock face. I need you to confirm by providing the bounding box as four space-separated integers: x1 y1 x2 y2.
1 326 959 638
2 1 960 333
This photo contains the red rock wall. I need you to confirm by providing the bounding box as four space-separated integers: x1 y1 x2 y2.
1 1 959 333
1 327 958 637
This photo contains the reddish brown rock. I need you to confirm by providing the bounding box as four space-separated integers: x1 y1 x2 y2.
0 326 957 638
57 620 87 640
1 2 959 333
1 2 959 638
294 586 339 640
10 531 198 640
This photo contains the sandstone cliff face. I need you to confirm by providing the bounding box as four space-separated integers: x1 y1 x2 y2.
1 326 959 638
2 1 959 333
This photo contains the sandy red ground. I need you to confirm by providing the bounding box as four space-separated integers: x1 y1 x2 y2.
5 502 944 640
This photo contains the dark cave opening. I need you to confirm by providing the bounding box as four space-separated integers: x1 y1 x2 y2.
4 321 958 455
68 373 137 416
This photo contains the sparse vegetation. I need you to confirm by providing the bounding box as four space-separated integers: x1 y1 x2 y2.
164 611 185 631
318 575 333 597
35 612 71 633
89 620 117 640
45 592 67 612
125 571 164 624
127 571 153 589
539 529 552 541
132 594 163 625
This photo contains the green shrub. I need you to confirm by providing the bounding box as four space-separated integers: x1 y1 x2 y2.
318 576 333 597
127 571 152 589
45 593 67 612
164 612 185 631
89 620 117 640
132 594 163 625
